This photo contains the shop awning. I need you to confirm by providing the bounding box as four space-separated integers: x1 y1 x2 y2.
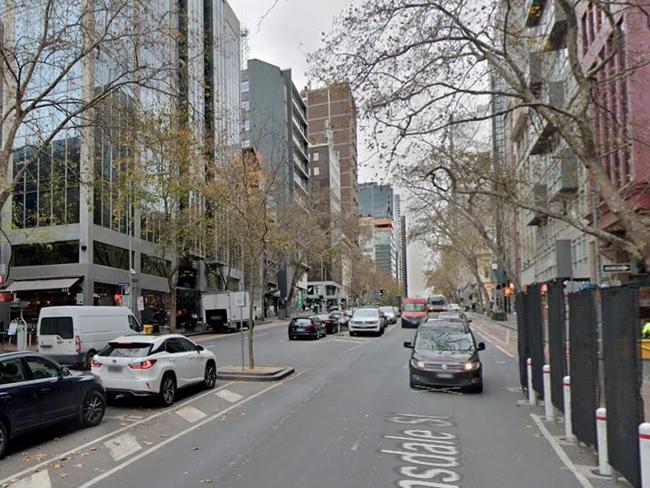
5 277 81 293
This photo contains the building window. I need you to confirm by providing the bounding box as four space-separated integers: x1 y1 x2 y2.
241 100 250 111
243 120 250 132
241 80 249 93
142 254 171 277
93 241 131 270
312 152 320 162
12 137 80 229
313 167 320 176
12 240 79 267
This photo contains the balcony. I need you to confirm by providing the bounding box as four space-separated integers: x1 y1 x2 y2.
549 148 578 201
527 184 549 226
525 0 547 27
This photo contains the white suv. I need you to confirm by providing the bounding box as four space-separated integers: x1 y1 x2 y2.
349 308 386 336
91 334 217 406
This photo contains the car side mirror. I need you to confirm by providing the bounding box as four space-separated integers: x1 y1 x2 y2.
477 342 485 351
60 367 71 377
196 344 205 352
403 341 413 349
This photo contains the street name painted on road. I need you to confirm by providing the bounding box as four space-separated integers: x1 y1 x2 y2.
381 413 461 488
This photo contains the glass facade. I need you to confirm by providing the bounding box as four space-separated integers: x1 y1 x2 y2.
12 138 80 228
12 241 79 267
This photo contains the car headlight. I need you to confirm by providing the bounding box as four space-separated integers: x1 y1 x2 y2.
464 361 481 371
410 359 425 369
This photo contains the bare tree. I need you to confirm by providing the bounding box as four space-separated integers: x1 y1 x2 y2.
313 0 650 268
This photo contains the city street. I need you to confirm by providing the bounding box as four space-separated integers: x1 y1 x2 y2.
0 319 597 488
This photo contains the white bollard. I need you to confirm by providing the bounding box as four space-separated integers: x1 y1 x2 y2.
595 408 612 476
527 358 537 405
543 365 554 421
562 376 575 442
640 423 650 488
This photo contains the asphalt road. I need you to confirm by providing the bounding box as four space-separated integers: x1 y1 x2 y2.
1 320 587 488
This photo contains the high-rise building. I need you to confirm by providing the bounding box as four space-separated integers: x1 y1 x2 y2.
359 182 394 219
241 59 309 310
400 215 408 297
302 84 358 228
373 218 397 279
1 1 242 325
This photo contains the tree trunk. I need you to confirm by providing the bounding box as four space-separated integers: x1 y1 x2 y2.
247 268 256 370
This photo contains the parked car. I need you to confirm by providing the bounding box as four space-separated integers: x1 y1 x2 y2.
328 311 348 328
448 303 462 311
427 295 447 313
379 306 398 324
401 297 429 328
313 313 339 334
0 352 106 457
349 308 386 336
91 334 217 406
288 317 327 340
38 306 142 369
436 311 471 326
404 324 485 392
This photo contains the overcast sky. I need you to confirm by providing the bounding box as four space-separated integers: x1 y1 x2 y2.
230 0 431 297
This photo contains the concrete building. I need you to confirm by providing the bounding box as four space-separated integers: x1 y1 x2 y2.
399 215 408 297
1 1 242 326
302 84 359 227
359 182 394 219
505 0 592 287
305 124 345 310
394 194 405 295
373 218 398 279
241 59 309 311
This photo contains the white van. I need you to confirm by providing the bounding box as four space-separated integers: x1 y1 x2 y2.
37 306 142 368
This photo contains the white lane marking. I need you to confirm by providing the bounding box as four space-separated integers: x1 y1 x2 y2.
104 433 142 461
9 470 51 488
196 321 286 344
176 406 207 423
79 381 287 488
0 381 236 486
332 338 365 344
474 328 515 358
529 414 593 488
215 389 244 403
351 432 363 451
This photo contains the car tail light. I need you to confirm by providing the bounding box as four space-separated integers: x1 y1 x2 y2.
307 323 316 330
129 359 157 370
91 359 102 369
75 336 81 353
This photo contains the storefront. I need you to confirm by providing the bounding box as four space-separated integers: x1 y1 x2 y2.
4 277 82 326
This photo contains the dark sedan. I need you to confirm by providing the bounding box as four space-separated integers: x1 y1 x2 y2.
404 325 485 393
0 352 106 457
313 313 340 334
288 317 327 340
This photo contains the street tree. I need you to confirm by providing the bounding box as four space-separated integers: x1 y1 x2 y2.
0 0 175 275
314 0 650 268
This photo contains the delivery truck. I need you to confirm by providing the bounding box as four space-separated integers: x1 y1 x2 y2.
201 291 250 332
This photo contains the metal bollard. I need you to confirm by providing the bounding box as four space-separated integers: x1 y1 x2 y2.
527 358 537 405
563 376 576 442
640 423 650 488
543 365 554 421
595 408 612 476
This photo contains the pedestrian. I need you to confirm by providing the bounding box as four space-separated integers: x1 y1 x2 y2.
643 320 650 340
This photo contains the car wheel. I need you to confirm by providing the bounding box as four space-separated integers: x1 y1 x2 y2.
84 350 97 370
289 336 294 341
472 380 484 394
80 390 106 427
0 419 8 458
159 373 176 406
350 331 356 337
203 361 217 389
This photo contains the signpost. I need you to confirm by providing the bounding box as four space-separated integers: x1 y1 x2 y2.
601 263 632 273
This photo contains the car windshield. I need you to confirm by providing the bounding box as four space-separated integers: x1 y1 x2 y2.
428 296 446 306
99 342 153 358
354 309 378 318
291 319 312 326
415 329 475 353
379 307 393 313
403 303 426 312
437 312 462 320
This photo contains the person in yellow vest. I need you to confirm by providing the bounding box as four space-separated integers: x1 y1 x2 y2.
643 321 650 339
